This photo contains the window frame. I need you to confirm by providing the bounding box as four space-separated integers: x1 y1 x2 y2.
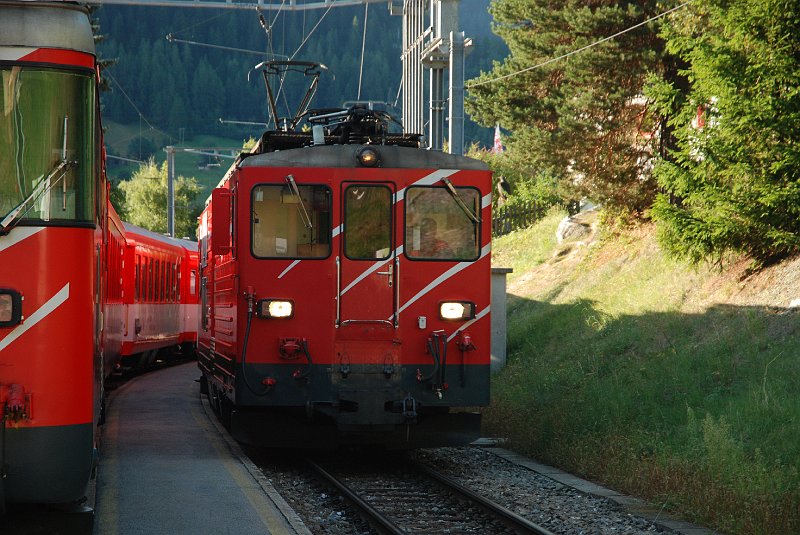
403 185 482 262
249 182 333 260
342 183 393 261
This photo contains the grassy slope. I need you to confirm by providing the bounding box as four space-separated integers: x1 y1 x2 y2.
104 119 243 197
489 211 800 535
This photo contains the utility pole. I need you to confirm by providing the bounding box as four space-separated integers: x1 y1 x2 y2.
165 146 175 237
164 146 237 237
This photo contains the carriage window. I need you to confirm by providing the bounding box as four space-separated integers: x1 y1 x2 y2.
405 186 480 261
251 184 331 258
135 257 140 302
344 185 391 260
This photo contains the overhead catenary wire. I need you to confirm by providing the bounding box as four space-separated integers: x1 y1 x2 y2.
104 69 172 141
289 0 337 60
357 1 369 100
467 1 692 88
264 0 337 125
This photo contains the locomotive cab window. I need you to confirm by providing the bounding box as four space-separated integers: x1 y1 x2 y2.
405 186 480 261
0 67 95 228
251 184 331 258
344 185 392 260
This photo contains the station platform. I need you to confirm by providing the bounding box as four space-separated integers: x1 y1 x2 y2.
94 362 309 535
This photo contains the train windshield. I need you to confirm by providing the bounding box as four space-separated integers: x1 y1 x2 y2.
0 66 95 227
251 184 331 258
405 186 481 261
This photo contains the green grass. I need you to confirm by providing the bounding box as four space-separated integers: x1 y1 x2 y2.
491 208 565 282
104 120 246 198
487 219 800 534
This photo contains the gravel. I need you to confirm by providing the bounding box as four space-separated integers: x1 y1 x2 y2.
256 446 670 535
412 447 667 534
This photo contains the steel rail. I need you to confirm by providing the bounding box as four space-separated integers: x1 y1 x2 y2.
307 458 557 535
412 461 557 535
306 460 406 535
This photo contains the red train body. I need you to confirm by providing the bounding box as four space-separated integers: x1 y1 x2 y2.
0 2 109 508
0 1 198 510
120 223 199 369
199 66 492 448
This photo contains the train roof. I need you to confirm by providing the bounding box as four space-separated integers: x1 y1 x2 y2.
0 2 94 56
123 222 198 252
239 144 490 171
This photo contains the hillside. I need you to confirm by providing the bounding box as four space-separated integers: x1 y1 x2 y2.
95 2 507 151
489 210 800 535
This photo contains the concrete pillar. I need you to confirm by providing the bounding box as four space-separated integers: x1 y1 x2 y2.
491 267 512 373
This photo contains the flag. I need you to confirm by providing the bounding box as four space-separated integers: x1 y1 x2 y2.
492 124 503 154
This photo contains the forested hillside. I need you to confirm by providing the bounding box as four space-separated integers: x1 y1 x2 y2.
95 1 507 159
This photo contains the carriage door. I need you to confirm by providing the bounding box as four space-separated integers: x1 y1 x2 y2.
337 182 397 334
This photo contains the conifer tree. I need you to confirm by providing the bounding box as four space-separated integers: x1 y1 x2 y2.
467 0 667 212
646 0 800 264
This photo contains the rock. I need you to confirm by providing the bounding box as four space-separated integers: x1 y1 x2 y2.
556 215 592 244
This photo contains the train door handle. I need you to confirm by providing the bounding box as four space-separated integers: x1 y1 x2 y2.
376 263 393 287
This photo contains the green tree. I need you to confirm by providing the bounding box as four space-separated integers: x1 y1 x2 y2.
118 159 203 239
467 1 667 212
646 0 800 264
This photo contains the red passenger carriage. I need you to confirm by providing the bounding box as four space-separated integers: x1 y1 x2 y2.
120 223 199 369
198 62 492 448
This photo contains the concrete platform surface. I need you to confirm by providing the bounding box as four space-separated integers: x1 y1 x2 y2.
94 362 307 535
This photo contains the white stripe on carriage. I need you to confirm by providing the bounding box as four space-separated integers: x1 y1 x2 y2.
0 283 69 352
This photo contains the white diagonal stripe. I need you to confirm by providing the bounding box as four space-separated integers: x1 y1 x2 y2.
0 283 69 352
278 260 301 279
0 226 45 254
276 224 343 279
396 169 459 202
0 47 35 62
394 244 491 319
447 305 490 342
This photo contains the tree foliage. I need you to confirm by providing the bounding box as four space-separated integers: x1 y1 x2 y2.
467 143 561 209
466 0 667 213
646 0 800 264
118 160 203 239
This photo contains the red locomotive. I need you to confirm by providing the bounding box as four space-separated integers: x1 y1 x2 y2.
198 62 492 448
0 1 113 510
0 1 199 511
120 223 199 369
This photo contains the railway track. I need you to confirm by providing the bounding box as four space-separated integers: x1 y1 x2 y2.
306 457 555 535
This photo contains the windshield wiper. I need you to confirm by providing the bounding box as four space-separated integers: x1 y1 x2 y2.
0 116 75 236
285 174 313 230
441 176 481 224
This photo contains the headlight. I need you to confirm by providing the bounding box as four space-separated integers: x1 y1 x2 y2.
439 301 475 321
257 299 293 319
0 289 22 327
356 147 380 167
